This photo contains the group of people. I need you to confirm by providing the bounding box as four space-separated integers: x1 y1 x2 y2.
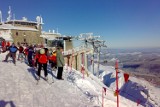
2 42 65 81
33 46 65 80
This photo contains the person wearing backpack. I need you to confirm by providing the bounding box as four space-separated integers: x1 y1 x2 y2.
37 48 48 80
3 43 18 65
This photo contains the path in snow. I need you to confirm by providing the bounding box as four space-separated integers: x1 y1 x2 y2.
0 53 98 107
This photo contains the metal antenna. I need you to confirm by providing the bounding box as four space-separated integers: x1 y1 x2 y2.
77 33 107 76
7 6 12 21
0 10 2 23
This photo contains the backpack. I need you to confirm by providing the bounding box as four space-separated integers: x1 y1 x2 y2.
38 54 48 64
10 46 17 53
19 46 24 53
40 48 45 54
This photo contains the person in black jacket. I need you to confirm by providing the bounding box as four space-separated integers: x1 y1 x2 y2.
3 43 18 65
27 45 34 67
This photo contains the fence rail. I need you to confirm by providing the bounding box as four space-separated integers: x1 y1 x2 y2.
63 45 92 56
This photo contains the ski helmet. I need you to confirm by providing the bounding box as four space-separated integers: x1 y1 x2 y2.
40 48 45 54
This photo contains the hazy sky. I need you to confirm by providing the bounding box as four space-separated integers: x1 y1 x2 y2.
0 0 160 48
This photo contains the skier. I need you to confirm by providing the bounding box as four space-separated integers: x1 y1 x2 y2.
37 48 48 80
6 41 10 50
17 45 24 61
1 40 6 52
27 45 34 67
49 48 57 70
3 43 18 65
34 49 40 68
23 44 29 59
56 46 65 80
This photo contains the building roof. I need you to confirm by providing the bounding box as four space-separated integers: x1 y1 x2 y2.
40 32 60 40
0 24 39 31
6 20 38 24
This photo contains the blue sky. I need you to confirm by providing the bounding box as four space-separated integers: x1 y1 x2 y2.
0 0 160 48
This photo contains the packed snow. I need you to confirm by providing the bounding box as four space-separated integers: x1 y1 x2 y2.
0 52 160 107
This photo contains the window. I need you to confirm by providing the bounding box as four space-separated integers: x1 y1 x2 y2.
16 32 18 36
51 40 64 48
24 38 26 42
45 39 47 44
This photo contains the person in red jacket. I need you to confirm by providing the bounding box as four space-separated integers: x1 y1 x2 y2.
37 48 48 80
17 45 24 61
23 45 29 58
7 41 10 46
6 41 10 50
1 40 6 52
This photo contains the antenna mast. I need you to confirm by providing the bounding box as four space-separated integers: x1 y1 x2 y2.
57 28 59 34
78 33 107 76
7 6 12 21
13 14 15 20
0 10 2 23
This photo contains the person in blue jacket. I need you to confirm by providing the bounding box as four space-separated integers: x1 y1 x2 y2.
3 43 18 65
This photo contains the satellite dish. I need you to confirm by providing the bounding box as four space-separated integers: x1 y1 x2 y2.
36 16 41 23
22 17 27 21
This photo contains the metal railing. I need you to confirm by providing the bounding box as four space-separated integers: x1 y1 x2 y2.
63 45 92 56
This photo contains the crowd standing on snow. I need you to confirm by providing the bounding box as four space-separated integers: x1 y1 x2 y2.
1 41 65 81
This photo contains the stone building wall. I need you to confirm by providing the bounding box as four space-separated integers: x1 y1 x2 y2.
11 30 43 45
64 50 90 77
64 40 73 51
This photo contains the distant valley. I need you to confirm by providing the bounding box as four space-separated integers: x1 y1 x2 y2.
101 48 160 87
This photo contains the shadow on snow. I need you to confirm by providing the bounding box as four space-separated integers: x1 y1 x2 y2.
27 66 57 81
119 80 154 107
0 100 16 107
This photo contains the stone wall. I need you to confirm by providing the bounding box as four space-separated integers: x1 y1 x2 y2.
64 50 90 76
11 30 43 45
64 40 73 51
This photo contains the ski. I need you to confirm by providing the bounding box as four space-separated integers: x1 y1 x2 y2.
35 77 54 85
2 60 8 63
36 78 40 85
45 78 54 85
36 80 39 85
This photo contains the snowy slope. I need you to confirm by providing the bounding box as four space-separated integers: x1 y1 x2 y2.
0 52 97 107
92 64 160 107
0 52 160 107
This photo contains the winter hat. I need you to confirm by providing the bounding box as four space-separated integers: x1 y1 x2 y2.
52 47 56 51
52 50 56 53
40 48 45 54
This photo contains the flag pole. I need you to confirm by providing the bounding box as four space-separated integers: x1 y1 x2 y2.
81 52 85 79
115 60 119 107
102 87 106 107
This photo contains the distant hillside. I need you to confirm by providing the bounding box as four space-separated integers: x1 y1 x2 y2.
103 48 160 87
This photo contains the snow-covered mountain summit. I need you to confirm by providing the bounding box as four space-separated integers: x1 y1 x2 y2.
0 52 159 107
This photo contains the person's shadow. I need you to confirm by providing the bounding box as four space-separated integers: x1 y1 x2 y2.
27 66 57 80
27 67 38 80
0 100 16 107
47 66 57 79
